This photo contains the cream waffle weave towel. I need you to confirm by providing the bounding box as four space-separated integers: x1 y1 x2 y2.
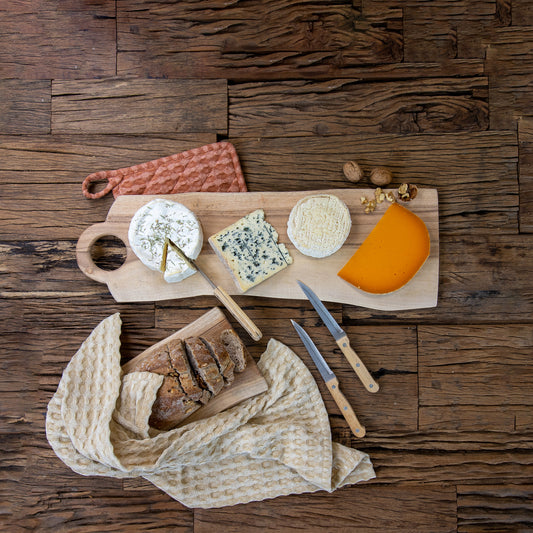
46 313 375 508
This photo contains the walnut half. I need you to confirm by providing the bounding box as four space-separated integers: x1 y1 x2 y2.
398 183 418 202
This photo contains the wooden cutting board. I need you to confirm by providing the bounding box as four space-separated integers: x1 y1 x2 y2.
122 307 268 427
77 188 439 310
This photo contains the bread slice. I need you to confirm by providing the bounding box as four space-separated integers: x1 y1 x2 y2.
167 338 211 404
184 337 224 395
220 329 247 372
200 336 235 386
149 375 201 430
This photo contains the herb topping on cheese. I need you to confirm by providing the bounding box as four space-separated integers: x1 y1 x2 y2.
128 199 203 283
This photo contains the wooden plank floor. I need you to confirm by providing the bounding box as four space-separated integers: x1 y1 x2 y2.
1 1 532 531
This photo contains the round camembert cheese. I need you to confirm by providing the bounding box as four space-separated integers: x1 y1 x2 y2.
287 194 352 258
128 199 203 283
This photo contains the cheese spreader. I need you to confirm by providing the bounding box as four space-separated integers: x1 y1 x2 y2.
297 280 379 393
291 320 365 438
164 238 262 341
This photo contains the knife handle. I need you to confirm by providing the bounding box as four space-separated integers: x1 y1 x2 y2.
336 335 379 393
325 377 366 438
213 286 263 341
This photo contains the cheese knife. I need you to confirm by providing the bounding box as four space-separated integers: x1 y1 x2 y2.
297 280 379 393
291 320 365 438
164 238 262 341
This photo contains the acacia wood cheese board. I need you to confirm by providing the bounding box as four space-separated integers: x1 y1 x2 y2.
77 189 439 310
122 307 268 427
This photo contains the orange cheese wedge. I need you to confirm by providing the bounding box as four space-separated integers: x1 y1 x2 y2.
338 203 430 294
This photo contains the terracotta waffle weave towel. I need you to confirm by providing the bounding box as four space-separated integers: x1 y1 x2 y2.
46 314 375 508
82 141 247 199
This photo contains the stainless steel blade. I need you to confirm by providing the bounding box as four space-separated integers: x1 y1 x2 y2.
166 238 216 289
297 280 345 341
291 320 335 383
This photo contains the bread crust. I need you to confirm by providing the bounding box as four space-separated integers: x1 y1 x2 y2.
220 329 247 372
200 336 235 386
149 376 201 430
184 337 224 396
127 329 247 430
168 339 211 404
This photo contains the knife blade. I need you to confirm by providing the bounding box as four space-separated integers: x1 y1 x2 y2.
297 280 379 393
291 320 365 438
164 238 262 341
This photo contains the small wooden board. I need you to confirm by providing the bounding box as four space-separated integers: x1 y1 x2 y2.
122 307 268 427
77 189 439 310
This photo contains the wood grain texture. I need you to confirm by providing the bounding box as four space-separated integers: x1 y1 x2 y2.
0 0 116 79
403 0 505 62
0 80 50 134
418 325 533 407
485 28 533 130
118 51 483 82
519 117 533 232
194 484 457 532
458 484 533 532
230 132 518 235
52 79 228 135
0 134 217 240
229 77 489 137
2 0 533 529
117 0 402 60
2 436 194 532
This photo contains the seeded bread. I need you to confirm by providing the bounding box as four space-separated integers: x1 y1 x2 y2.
168 339 211 404
184 337 224 396
149 376 201 430
133 345 173 375
200 336 235 386
220 329 247 372
127 329 247 430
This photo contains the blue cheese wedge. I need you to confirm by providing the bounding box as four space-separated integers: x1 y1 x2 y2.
128 199 203 283
208 209 293 292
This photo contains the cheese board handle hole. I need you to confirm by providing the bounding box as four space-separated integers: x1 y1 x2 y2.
90 235 127 271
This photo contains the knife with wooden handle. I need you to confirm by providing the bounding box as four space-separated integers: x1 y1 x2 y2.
164 238 262 341
291 320 366 438
297 280 379 393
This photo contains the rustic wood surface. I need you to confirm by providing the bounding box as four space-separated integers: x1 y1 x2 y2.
1 1 532 531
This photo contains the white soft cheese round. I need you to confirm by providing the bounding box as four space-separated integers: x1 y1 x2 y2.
128 199 203 283
287 194 352 258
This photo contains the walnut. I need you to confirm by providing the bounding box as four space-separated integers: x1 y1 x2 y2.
398 183 418 202
364 199 377 214
343 161 364 183
370 167 393 187
385 191 396 203
374 187 385 204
